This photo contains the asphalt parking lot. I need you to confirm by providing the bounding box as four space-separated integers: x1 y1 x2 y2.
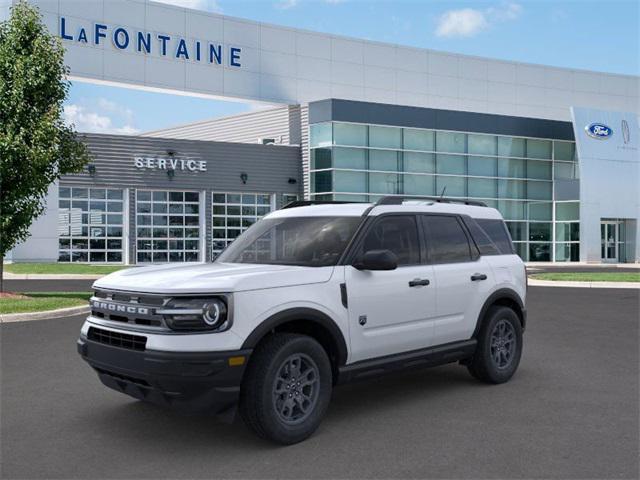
1 286 638 479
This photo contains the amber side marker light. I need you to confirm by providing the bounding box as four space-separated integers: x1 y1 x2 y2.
228 356 246 367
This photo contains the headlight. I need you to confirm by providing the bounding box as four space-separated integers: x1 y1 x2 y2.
159 297 230 332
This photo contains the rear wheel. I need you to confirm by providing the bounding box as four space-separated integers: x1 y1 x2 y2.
467 306 523 384
239 333 332 444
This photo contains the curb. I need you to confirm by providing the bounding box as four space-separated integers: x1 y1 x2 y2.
528 279 640 289
0 305 90 323
4 273 103 280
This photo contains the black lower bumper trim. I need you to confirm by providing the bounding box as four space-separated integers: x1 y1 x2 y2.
77 337 252 414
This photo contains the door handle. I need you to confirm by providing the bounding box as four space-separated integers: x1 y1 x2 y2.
471 273 487 281
409 278 430 287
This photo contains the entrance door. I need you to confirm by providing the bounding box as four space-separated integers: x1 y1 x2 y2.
601 221 618 263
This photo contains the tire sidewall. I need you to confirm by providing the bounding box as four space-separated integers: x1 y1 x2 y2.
259 336 332 443
479 307 523 383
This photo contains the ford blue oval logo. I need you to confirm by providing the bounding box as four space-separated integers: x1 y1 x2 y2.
585 123 613 139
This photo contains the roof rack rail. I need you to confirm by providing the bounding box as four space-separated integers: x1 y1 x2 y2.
375 196 488 207
281 200 362 209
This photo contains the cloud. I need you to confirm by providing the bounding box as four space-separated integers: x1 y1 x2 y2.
435 2 522 38
275 0 298 9
153 0 222 13
64 100 139 135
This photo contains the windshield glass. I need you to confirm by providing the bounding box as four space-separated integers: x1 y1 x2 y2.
217 216 362 267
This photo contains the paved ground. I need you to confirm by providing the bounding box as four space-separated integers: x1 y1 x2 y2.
1 287 638 479
527 265 640 274
3 279 95 292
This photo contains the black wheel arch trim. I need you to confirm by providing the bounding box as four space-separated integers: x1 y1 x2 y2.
473 288 526 338
241 307 349 367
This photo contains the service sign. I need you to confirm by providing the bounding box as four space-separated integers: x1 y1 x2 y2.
134 156 207 172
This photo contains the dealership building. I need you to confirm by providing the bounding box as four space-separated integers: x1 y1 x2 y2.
4 0 639 264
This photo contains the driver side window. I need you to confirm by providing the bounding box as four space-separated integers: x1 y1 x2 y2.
359 216 420 266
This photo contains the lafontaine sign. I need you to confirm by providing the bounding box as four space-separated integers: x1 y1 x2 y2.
59 17 242 68
134 156 207 172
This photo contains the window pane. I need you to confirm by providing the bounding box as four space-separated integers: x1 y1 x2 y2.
404 152 435 173
468 134 497 156
312 171 332 193
554 141 575 161
334 123 367 146
403 174 434 196
369 173 399 194
424 215 471 264
498 179 525 199
334 171 367 193
555 242 579 262
554 162 579 180
404 129 434 151
556 222 580 242
370 150 398 171
311 148 332 170
475 218 514 254
527 202 552 221
436 131 466 153
527 181 552 200
436 154 466 175
556 202 579 221
529 243 551 261
527 139 552 159
334 147 366 169
369 126 401 149
468 178 496 198
362 216 420 265
498 137 525 157
498 158 526 178
436 176 466 197
529 222 551 241
468 156 497 177
310 122 332 147
527 160 552 180
498 200 526 220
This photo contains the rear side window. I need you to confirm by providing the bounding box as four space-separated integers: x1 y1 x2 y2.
475 218 515 255
463 218 500 256
360 215 420 266
422 215 472 264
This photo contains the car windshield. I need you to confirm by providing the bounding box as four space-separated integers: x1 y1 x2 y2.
216 216 362 267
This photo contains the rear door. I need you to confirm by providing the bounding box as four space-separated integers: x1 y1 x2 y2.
345 214 436 363
421 214 495 345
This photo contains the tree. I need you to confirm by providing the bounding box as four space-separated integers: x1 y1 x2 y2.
0 1 90 291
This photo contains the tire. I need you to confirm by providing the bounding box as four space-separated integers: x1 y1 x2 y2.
467 306 523 384
239 333 332 445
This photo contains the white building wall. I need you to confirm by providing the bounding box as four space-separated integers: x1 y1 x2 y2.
571 108 640 263
9 183 59 263
20 0 639 122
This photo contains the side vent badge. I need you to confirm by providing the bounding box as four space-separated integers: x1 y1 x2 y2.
358 315 367 326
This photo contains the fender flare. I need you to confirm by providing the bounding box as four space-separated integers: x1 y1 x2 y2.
241 307 349 366
472 288 526 338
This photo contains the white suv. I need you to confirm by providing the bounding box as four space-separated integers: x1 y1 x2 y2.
78 196 527 444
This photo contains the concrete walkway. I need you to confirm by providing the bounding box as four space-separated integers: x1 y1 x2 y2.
528 278 640 289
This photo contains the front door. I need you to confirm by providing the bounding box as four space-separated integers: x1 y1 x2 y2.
345 215 436 363
601 221 618 263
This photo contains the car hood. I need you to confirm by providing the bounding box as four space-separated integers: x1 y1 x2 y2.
93 262 334 294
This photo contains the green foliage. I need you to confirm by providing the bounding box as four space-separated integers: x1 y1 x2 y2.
0 1 90 259
0 291 92 314
5 262 127 274
530 272 640 282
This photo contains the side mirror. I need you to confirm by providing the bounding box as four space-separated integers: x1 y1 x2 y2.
353 249 398 271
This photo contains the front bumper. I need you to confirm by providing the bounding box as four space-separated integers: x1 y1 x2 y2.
77 336 252 415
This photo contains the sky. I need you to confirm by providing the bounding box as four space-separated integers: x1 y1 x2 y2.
63 0 640 135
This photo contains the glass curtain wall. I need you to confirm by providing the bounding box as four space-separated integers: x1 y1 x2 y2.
309 122 579 262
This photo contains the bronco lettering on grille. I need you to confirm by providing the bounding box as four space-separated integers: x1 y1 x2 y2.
91 300 149 315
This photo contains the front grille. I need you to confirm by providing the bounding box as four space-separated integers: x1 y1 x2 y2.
88 326 147 351
90 290 167 330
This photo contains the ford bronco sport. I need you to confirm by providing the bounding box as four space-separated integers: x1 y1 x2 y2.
78 196 527 444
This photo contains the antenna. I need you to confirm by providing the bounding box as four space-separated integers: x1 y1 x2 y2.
439 186 447 200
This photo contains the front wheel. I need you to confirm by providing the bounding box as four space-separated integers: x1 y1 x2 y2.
467 306 523 384
239 333 332 444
